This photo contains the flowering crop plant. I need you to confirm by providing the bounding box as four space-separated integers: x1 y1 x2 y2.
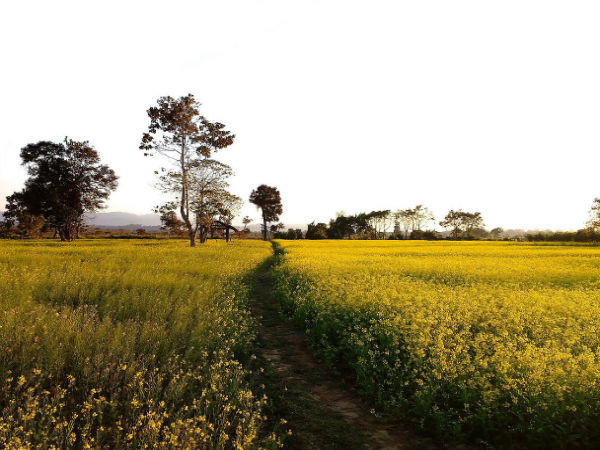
0 239 282 450
272 240 600 448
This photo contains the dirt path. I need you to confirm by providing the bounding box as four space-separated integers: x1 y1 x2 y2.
250 250 440 450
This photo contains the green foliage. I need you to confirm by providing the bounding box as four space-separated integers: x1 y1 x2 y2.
526 229 600 242
5 139 117 241
273 228 303 240
249 185 283 241
305 222 328 240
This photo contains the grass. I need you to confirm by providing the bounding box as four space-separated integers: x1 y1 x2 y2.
272 240 600 449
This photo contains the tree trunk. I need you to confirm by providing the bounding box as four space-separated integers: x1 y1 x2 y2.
59 224 74 242
225 228 230 242
189 230 196 247
262 217 267 241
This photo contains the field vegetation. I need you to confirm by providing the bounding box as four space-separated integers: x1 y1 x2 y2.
272 240 600 448
0 239 281 450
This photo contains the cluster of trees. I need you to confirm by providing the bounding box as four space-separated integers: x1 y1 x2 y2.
273 226 303 240
3 95 600 245
526 230 600 242
301 206 487 240
2 94 283 246
142 94 283 246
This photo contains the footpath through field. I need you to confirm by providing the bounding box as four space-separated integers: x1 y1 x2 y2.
250 243 443 450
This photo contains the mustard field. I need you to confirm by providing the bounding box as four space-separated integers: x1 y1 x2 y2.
3 239 600 449
0 240 279 450
273 240 600 448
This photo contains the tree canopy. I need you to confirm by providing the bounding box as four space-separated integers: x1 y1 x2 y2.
249 185 283 240
4 138 117 241
439 210 484 239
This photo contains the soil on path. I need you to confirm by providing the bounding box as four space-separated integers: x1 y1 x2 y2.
250 249 442 450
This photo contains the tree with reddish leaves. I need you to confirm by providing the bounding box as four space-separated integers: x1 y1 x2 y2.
140 94 235 247
5 138 117 241
249 185 283 241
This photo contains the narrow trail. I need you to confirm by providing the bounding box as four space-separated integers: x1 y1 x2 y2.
250 246 439 450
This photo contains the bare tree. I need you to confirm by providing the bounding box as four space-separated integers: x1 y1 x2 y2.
367 210 392 239
394 205 434 239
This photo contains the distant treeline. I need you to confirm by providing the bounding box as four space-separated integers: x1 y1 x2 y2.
277 207 498 241
273 202 600 242
525 229 600 242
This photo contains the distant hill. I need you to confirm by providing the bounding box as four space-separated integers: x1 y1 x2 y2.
2 210 307 232
85 212 161 227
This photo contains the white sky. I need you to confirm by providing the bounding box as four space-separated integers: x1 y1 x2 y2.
1 1 599 230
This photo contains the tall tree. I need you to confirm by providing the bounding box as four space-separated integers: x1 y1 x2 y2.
140 94 235 247
5 138 117 241
367 210 392 239
158 208 186 237
411 205 435 231
394 205 434 239
249 185 283 240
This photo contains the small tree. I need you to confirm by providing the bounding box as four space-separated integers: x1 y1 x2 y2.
462 212 485 237
440 210 485 239
242 216 252 232
140 94 235 247
158 209 187 237
440 210 465 239
249 185 283 240
306 222 328 239
5 138 118 241
490 227 504 239
0 203 46 238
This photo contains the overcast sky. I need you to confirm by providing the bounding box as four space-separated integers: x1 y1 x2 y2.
1 1 599 230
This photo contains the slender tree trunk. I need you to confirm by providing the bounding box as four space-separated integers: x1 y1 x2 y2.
178 135 196 248
262 216 267 241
